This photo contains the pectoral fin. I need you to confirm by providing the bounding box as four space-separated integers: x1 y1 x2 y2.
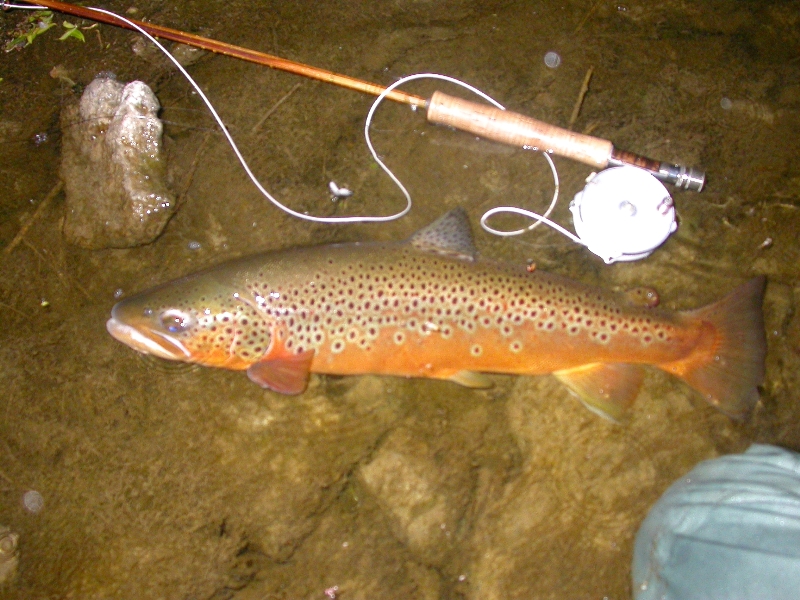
247 349 316 394
554 363 645 423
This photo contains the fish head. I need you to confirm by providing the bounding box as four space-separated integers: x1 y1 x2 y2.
106 272 270 369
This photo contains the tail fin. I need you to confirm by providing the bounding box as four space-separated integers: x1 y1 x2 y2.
658 276 766 420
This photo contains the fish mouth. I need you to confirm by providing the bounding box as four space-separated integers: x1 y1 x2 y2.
106 317 191 361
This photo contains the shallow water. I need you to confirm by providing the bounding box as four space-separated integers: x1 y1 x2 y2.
1 0 799 597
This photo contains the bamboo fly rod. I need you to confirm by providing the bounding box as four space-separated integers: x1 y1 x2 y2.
8 0 705 191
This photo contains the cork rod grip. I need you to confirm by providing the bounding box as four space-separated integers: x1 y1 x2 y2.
426 91 613 169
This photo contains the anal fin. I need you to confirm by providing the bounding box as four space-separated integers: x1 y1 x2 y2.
554 363 645 423
448 370 493 389
247 349 315 394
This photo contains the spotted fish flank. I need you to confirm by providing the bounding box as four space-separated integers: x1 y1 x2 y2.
107 209 766 421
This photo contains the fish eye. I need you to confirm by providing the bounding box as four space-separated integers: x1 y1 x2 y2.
159 309 195 333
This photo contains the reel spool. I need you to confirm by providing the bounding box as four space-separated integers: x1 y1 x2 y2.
570 166 677 264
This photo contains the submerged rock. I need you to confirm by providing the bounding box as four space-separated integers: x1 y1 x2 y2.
60 75 176 249
0 525 19 585
357 422 478 568
217 377 404 561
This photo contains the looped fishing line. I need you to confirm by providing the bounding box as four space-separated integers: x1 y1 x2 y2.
11 2 599 251
365 80 677 264
364 73 577 244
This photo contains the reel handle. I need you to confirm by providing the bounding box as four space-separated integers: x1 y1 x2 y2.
426 91 704 191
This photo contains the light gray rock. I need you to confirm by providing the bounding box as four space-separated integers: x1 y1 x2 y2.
60 75 176 249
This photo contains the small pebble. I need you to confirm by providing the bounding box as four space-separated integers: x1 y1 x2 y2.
32 132 49 146
114 288 124 299
0 532 17 556
94 70 117 81
544 51 561 69
720 97 733 110
0 526 19 584
187 240 202 250
22 490 44 514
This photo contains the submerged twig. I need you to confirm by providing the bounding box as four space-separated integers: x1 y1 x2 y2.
176 130 213 209
0 301 31 320
0 467 14 486
251 82 304 134
22 240 92 299
4 180 64 255
568 66 594 131
574 0 604 34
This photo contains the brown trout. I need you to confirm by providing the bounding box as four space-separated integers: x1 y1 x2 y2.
107 209 766 421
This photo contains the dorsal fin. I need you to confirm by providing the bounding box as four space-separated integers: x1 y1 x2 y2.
408 208 478 261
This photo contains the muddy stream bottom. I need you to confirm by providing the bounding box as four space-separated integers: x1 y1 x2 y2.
1 0 799 598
